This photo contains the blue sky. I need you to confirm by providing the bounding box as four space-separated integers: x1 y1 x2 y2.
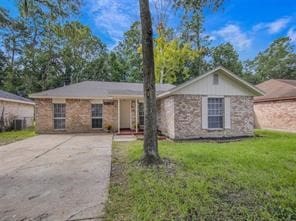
1 0 296 60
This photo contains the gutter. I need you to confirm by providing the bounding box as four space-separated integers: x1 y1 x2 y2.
0 97 35 105
254 96 296 103
29 95 145 100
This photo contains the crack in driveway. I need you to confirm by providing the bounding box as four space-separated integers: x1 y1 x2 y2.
0 134 112 221
11 135 75 173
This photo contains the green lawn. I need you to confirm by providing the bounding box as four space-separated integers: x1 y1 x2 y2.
0 127 36 146
106 130 296 221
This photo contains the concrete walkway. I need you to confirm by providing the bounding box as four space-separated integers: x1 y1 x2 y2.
113 134 137 142
0 134 112 221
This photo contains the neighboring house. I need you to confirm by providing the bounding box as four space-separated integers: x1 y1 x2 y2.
0 90 35 129
30 67 263 139
254 79 296 132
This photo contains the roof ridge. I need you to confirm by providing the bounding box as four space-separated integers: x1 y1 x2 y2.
70 80 174 86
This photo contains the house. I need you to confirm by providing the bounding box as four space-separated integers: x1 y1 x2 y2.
0 90 35 129
30 67 263 139
254 79 296 132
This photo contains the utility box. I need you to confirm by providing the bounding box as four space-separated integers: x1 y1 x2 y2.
13 119 25 130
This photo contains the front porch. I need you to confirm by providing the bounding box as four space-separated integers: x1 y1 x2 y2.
116 128 144 135
114 98 144 134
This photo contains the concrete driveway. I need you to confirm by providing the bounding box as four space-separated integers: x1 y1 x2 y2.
0 134 112 221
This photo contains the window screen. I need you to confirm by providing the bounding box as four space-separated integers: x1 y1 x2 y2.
208 98 224 129
91 104 103 128
53 104 65 129
138 103 144 126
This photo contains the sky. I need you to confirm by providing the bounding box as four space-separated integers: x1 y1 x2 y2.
1 0 296 60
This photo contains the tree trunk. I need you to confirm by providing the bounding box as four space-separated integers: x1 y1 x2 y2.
139 0 160 164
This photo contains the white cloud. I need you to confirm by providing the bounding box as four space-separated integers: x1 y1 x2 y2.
213 24 251 50
253 17 291 34
288 27 296 42
87 0 139 45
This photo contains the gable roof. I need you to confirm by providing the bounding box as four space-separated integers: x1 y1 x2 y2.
158 66 264 98
0 90 35 105
255 79 296 102
30 81 175 99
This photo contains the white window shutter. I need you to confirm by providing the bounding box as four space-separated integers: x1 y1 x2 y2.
224 97 231 129
202 96 208 129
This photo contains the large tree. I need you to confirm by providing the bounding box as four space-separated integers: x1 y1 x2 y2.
115 21 143 82
154 31 199 84
173 0 224 77
211 42 243 76
0 0 112 95
58 22 107 84
248 37 296 83
139 0 160 164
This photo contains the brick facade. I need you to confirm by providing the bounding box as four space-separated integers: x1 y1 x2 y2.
35 95 255 137
35 99 117 133
157 96 175 138
254 99 296 132
35 99 53 133
157 95 254 139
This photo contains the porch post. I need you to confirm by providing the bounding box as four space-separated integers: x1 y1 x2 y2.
135 99 138 133
118 99 120 133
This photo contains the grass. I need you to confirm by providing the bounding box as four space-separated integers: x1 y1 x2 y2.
0 127 36 146
106 130 296 221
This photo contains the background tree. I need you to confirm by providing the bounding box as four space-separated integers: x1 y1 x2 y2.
241 60 261 84
139 0 160 164
0 50 7 87
107 52 127 82
211 42 243 76
173 0 224 77
58 22 107 84
154 32 199 84
0 7 11 27
0 0 113 96
247 37 296 83
114 21 143 82
1 0 294 100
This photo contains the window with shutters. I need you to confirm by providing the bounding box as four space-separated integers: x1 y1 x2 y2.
53 103 66 129
208 98 224 129
91 104 103 128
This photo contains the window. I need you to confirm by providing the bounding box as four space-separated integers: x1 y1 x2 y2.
138 102 144 126
92 104 103 128
208 98 224 129
213 73 219 85
53 103 65 129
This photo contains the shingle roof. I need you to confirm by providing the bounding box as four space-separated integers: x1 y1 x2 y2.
255 79 296 102
30 81 175 98
0 90 35 104
277 79 296 87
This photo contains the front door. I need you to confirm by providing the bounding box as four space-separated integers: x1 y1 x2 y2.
120 100 130 129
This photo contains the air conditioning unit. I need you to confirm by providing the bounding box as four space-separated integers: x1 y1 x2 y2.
13 119 24 130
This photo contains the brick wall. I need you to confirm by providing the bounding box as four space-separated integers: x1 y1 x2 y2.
158 95 254 139
66 99 92 132
35 99 53 133
254 99 296 131
103 100 116 130
0 100 34 128
35 99 116 133
157 96 175 138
